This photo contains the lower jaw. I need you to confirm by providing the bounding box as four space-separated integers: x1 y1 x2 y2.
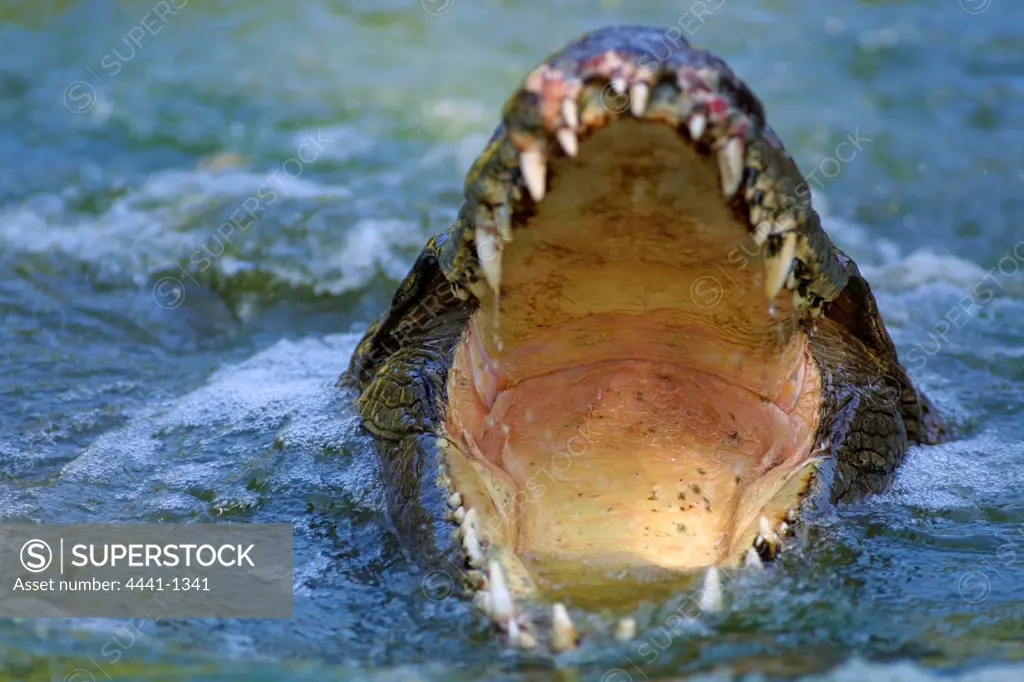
442 314 823 604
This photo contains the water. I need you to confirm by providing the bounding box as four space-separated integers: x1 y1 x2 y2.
1 0 1022 679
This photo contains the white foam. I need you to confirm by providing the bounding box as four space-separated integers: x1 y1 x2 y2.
322 218 428 294
810 657 1023 682
293 552 333 600
814 205 1007 296
666 657 1024 682
864 248 993 291
57 333 381 520
818 212 901 268
423 99 491 129
877 433 1024 510
420 132 490 177
0 166 358 289
290 124 376 164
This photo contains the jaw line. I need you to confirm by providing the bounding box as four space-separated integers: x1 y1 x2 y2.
440 120 824 612
417 24 860 649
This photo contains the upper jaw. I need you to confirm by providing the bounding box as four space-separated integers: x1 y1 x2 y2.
436 25 850 319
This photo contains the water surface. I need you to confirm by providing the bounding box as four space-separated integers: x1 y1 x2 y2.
1 0 1023 679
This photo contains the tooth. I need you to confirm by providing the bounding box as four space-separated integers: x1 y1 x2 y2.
561 98 579 129
630 83 650 116
518 628 537 649
744 547 764 570
496 203 512 242
786 508 798 523
764 232 797 300
773 212 797 234
699 566 724 612
750 206 764 227
519 150 546 202
461 507 479 536
507 619 521 644
614 617 637 642
487 560 514 624
759 516 773 539
753 220 772 247
777 521 790 536
550 603 577 652
556 128 578 157
611 79 627 95
717 138 744 198
453 507 466 524
465 569 485 589
464 530 484 567
448 492 462 508
755 515 780 557
475 226 502 291
688 113 707 141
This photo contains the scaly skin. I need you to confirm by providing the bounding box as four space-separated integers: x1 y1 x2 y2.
340 26 948 646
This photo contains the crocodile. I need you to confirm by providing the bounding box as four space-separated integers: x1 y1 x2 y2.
341 25 948 650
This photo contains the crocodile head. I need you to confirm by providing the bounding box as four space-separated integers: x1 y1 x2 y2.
344 26 948 650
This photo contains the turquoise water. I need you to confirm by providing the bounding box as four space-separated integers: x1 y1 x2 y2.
1 0 1023 679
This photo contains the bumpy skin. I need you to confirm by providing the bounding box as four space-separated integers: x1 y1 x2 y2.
341 26 948 568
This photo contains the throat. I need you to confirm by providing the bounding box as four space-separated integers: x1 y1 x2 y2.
437 122 825 598
443 314 822 591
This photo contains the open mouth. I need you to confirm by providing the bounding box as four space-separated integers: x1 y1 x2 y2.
345 24 948 654
443 120 823 579
436 30 838 640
